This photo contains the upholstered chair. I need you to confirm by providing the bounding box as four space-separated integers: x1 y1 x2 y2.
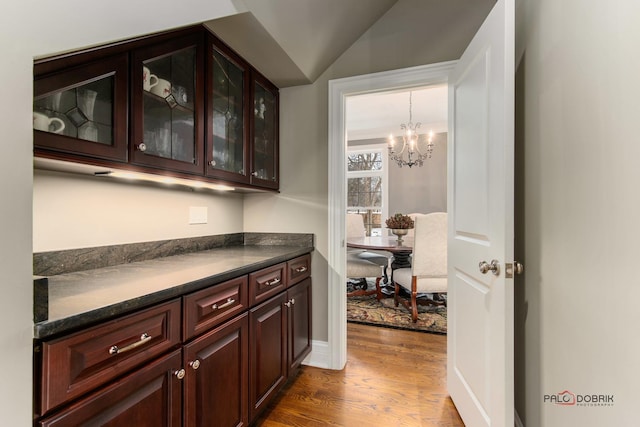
393 212 447 322
346 213 392 298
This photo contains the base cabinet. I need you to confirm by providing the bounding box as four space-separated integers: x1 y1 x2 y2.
38 349 183 427
35 254 311 427
249 292 287 421
287 278 312 374
183 313 248 427
249 278 312 423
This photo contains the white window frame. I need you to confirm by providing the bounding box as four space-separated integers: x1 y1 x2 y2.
346 143 389 235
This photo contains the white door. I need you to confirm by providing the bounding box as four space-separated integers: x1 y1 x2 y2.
447 0 515 426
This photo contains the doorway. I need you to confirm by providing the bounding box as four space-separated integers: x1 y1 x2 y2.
327 61 456 369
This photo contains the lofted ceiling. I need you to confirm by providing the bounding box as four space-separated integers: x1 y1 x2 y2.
205 0 493 143
204 0 399 87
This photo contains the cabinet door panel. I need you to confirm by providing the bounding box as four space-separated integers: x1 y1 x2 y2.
249 293 287 421
287 278 312 374
184 313 248 427
131 32 205 174
206 36 250 184
34 53 128 162
39 349 182 427
250 71 279 189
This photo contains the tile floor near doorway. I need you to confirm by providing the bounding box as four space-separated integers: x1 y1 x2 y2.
254 323 463 426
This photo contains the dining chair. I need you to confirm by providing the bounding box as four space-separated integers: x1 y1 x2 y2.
405 212 424 238
393 212 447 322
346 213 392 299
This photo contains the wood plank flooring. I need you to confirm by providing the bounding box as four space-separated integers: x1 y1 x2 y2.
254 323 464 426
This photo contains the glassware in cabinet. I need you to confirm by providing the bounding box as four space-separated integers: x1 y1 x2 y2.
131 32 204 174
206 38 250 184
250 73 279 189
33 53 128 162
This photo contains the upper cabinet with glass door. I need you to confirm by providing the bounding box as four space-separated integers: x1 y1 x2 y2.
206 36 250 184
130 32 204 175
33 53 128 162
250 71 279 190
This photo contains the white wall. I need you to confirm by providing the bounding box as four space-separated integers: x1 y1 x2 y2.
520 0 640 425
0 1 244 424
244 0 495 342
388 132 447 215
33 170 244 252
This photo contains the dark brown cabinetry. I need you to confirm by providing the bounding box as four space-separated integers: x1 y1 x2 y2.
34 52 129 162
287 278 312 374
38 349 183 427
183 313 249 427
34 25 279 191
249 277 312 423
130 32 205 174
36 299 181 416
206 35 250 185
249 292 288 421
250 72 279 189
35 254 310 427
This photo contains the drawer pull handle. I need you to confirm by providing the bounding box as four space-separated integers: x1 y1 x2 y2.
109 333 151 355
212 298 235 311
265 277 281 286
295 266 307 273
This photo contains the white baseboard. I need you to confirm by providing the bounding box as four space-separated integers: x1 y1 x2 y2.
302 339 331 369
515 409 524 427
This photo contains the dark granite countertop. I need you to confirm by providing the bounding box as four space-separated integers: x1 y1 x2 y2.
34 244 313 339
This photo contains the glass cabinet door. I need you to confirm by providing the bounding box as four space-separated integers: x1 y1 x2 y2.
251 73 279 189
33 53 128 162
131 33 204 174
206 39 249 183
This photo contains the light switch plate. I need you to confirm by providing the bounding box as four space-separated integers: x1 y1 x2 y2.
189 206 208 224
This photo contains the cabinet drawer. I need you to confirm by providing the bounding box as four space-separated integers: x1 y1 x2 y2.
249 263 286 305
38 299 181 415
286 254 311 287
38 349 183 427
183 276 248 340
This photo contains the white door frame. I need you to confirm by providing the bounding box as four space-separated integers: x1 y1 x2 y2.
327 61 456 369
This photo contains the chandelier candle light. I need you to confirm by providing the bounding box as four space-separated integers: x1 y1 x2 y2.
388 91 434 168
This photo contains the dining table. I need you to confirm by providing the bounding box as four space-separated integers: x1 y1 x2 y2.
347 235 414 270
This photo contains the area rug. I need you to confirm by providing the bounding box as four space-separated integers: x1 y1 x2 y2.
347 295 447 334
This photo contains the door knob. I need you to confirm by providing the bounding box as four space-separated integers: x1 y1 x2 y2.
479 259 500 276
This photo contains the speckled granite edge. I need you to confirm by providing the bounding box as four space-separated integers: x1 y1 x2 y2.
33 233 244 276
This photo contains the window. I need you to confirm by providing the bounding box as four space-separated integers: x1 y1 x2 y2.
346 146 388 236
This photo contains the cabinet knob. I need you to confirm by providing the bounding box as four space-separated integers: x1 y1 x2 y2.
239 169 244 175
251 171 258 177
137 143 147 152
189 359 201 370
174 369 186 380
209 160 216 167
284 301 291 308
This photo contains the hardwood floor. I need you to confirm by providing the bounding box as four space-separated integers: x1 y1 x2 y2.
254 323 464 426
